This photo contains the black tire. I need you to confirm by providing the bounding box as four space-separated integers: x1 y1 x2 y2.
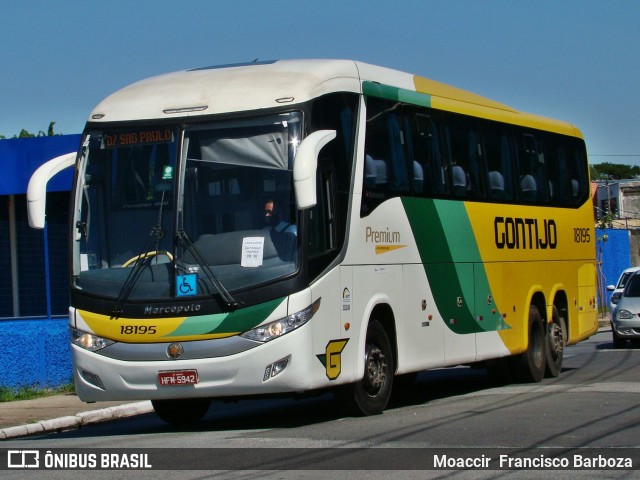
612 329 626 349
510 305 546 383
339 320 394 416
544 307 565 378
151 398 211 425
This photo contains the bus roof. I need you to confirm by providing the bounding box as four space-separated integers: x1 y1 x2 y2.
88 59 581 137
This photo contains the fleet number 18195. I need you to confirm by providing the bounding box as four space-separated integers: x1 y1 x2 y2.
573 227 591 243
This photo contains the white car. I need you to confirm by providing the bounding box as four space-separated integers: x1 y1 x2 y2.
611 271 640 348
607 266 640 311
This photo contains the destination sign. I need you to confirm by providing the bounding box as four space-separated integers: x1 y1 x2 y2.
103 129 174 148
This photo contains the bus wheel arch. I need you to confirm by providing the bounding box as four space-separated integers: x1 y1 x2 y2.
338 304 396 416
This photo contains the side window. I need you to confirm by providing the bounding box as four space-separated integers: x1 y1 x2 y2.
516 132 549 203
544 136 564 204
565 138 589 207
362 97 410 215
480 123 514 201
540 133 583 206
442 114 484 199
361 97 588 209
405 109 445 196
513 129 588 208
365 98 409 189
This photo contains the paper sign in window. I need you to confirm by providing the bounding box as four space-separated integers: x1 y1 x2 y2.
241 237 265 267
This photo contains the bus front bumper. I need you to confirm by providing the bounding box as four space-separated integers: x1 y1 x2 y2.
72 326 318 403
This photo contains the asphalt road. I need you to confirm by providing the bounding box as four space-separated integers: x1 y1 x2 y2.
3 329 639 479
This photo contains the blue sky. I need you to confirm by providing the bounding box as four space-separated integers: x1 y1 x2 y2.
2 0 639 165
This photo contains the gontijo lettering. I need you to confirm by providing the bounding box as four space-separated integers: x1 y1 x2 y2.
494 216 557 250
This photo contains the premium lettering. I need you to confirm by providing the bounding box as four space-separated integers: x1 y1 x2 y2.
365 226 400 243
494 217 557 250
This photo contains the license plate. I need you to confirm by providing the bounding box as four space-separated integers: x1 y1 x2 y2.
158 369 198 386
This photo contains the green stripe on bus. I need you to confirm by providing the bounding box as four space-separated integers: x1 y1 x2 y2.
363 81 431 107
166 297 285 337
401 197 507 334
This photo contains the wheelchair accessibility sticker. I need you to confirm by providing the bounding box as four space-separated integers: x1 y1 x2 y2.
176 274 197 296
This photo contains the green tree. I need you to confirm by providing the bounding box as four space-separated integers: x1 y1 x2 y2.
0 121 60 139
591 162 640 180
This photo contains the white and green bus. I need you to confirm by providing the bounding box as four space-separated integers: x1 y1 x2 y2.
28 60 598 424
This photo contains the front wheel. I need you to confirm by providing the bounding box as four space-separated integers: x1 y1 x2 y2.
151 398 211 425
338 320 394 416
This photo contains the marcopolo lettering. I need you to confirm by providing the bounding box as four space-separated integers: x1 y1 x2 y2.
494 217 557 250
144 304 201 315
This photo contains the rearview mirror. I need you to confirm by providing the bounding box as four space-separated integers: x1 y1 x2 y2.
27 152 76 229
293 130 336 210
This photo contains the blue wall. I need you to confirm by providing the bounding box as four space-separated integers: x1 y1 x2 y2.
0 135 80 195
596 228 631 307
0 135 79 389
0 317 72 388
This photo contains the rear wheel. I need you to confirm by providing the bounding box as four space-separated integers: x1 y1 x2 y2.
510 305 546 383
339 320 394 416
151 398 211 425
544 307 565 377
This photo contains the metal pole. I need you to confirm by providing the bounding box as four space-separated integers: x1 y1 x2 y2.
8 194 20 317
43 220 52 320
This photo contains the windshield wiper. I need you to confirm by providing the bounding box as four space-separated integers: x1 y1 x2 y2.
111 224 165 319
111 190 168 319
176 229 243 309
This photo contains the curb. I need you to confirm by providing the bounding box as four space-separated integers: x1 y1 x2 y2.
0 401 153 440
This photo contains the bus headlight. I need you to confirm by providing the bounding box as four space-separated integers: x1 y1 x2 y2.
241 298 321 343
70 328 115 352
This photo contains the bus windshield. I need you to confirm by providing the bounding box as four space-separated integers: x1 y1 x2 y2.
72 112 302 304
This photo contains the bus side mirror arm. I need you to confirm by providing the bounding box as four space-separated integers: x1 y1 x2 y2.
293 130 336 210
27 152 76 229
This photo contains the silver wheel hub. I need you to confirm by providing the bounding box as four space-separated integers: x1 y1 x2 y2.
364 344 387 395
548 322 563 358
